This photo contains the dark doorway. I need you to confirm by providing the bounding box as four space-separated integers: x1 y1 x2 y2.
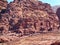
40 28 45 32
48 28 52 31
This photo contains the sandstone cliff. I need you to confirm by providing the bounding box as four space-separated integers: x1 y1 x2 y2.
7 0 59 33
0 0 60 43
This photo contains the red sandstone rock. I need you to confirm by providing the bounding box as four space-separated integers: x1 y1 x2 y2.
7 0 59 34
0 0 60 43
0 0 7 12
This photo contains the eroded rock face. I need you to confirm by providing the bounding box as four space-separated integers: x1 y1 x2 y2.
0 0 60 43
0 0 7 12
0 0 8 34
56 8 60 21
8 0 59 33
56 8 60 29
0 0 59 34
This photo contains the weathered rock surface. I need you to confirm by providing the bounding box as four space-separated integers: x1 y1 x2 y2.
0 0 7 12
7 0 59 33
0 0 60 43
56 8 60 21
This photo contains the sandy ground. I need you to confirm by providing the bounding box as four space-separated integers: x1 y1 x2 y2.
0 32 60 45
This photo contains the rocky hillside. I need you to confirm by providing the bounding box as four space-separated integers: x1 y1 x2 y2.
0 0 7 12
0 0 60 43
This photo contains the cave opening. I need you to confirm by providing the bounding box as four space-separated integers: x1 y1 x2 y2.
40 27 45 32
48 28 52 32
1 9 7 14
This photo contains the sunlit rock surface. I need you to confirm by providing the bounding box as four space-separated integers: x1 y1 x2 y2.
0 0 7 12
0 0 60 43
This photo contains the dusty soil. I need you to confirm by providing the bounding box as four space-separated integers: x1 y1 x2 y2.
0 32 60 45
